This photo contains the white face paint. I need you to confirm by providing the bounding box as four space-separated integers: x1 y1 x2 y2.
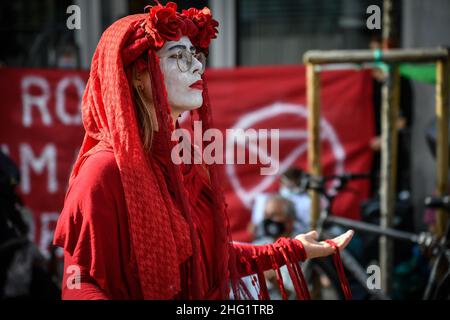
157 36 204 113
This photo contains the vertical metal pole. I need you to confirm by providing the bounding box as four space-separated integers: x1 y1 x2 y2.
307 64 321 229
435 56 449 237
378 0 399 296
74 0 102 69
379 64 400 295
209 0 237 68
382 0 398 49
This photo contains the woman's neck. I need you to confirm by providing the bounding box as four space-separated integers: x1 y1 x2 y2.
171 109 183 127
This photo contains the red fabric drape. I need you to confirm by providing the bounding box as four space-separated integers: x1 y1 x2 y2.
55 15 194 299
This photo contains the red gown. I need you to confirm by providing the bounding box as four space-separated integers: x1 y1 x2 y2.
54 131 307 300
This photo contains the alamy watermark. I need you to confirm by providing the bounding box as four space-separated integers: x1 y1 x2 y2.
366 5 381 30
66 5 81 30
66 264 81 290
366 264 381 290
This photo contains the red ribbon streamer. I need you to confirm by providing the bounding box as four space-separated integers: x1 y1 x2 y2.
325 240 352 300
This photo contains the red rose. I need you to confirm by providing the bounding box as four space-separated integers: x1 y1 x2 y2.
180 15 198 39
141 3 218 52
198 18 218 48
143 25 165 50
182 8 197 20
182 7 218 50
196 7 211 28
146 2 184 42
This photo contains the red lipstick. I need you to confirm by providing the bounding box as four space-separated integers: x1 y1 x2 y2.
189 80 203 90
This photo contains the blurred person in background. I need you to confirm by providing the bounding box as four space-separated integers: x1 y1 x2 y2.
250 167 311 239
56 43 79 69
246 195 299 299
0 151 59 299
368 32 414 196
279 168 311 231
254 195 297 244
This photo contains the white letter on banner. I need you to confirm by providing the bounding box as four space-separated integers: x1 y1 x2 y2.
20 143 58 194
22 76 52 127
55 76 84 125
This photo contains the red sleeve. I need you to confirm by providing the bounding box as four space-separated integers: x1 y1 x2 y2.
231 237 307 277
53 151 135 300
61 251 108 300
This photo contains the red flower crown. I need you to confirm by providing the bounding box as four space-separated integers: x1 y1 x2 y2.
143 1 219 55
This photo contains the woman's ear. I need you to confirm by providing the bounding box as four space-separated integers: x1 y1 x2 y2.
132 65 153 103
132 65 145 92
131 64 159 133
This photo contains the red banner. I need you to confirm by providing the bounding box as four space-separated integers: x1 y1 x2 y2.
200 65 374 241
0 65 374 251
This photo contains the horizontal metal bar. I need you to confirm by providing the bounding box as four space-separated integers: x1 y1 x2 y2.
325 216 420 244
304 48 449 65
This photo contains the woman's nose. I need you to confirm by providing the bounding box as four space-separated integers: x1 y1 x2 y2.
191 56 203 75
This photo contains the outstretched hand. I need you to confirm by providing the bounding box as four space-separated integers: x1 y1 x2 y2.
294 230 354 259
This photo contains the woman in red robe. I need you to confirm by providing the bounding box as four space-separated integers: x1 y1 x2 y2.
53 2 354 300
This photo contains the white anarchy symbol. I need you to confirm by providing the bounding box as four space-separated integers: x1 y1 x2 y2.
226 102 346 208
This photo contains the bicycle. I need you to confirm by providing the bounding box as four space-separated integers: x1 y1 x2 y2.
301 173 448 299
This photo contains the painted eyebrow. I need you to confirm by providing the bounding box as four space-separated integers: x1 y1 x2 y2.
168 44 196 52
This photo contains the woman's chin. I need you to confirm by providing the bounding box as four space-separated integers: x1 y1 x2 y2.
184 104 203 111
173 98 204 111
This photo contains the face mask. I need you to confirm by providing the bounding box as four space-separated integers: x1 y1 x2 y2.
279 186 290 198
280 186 294 198
280 186 302 198
157 36 204 111
263 218 286 238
